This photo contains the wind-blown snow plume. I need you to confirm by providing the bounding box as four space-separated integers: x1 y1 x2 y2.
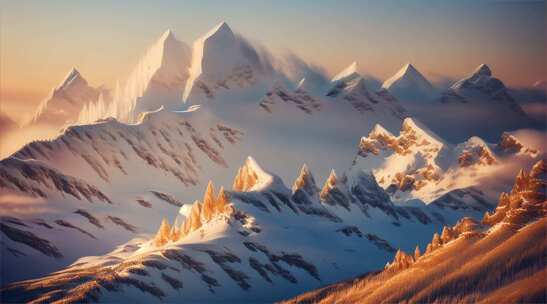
78 30 191 124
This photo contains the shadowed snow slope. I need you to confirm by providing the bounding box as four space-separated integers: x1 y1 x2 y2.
0 107 244 283
283 160 546 304
403 64 539 142
0 156 495 303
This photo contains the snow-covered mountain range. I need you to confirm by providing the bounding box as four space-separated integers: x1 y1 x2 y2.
352 117 541 204
0 155 502 303
283 159 546 304
0 21 544 303
387 63 542 142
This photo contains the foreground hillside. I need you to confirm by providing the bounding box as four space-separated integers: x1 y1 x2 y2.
283 160 546 304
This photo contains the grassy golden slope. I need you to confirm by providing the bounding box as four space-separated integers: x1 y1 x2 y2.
283 160 546 304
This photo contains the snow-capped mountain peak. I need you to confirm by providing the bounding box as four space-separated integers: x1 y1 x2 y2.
451 64 502 92
401 117 445 146
77 29 191 124
183 21 268 102
203 21 233 38
57 67 85 91
233 156 280 192
472 63 492 77
331 61 359 82
292 164 319 198
159 28 175 42
381 63 436 102
31 67 101 126
382 63 431 89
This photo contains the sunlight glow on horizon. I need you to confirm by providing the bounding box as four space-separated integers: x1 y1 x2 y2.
1 0 545 120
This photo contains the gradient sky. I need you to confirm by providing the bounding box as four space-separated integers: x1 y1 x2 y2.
1 0 545 121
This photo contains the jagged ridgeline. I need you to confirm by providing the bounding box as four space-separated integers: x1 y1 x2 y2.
283 159 546 304
1 155 487 303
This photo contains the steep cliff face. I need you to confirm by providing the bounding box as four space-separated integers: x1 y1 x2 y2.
483 159 545 227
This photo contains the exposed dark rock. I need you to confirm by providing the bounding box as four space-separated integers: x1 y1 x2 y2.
365 233 396 253
243 241 320 281
32 219 54 229
162 249 206 273
230 192 270 213
151 191 183 207
107 216 136 233
336 226 363 237
201 249 250 290
248 257 272 283
292 189 341 222
161 273 183 290
74 209 103 229
0 223 62 258
136 198 152 208
0 216 27 227
55 220 96 239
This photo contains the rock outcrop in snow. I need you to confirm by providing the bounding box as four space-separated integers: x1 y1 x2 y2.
483 159 546 227
351 117 542 204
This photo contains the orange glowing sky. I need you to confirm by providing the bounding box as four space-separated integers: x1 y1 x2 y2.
1 0 545 122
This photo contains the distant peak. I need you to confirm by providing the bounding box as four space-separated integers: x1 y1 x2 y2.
57 67 84 90
472 64 492 77
204 21 233 39
66 67 81 80
399 63 421 77
382 63 433 90
332 61 359 82
160 29 176 41
403 63 417 73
